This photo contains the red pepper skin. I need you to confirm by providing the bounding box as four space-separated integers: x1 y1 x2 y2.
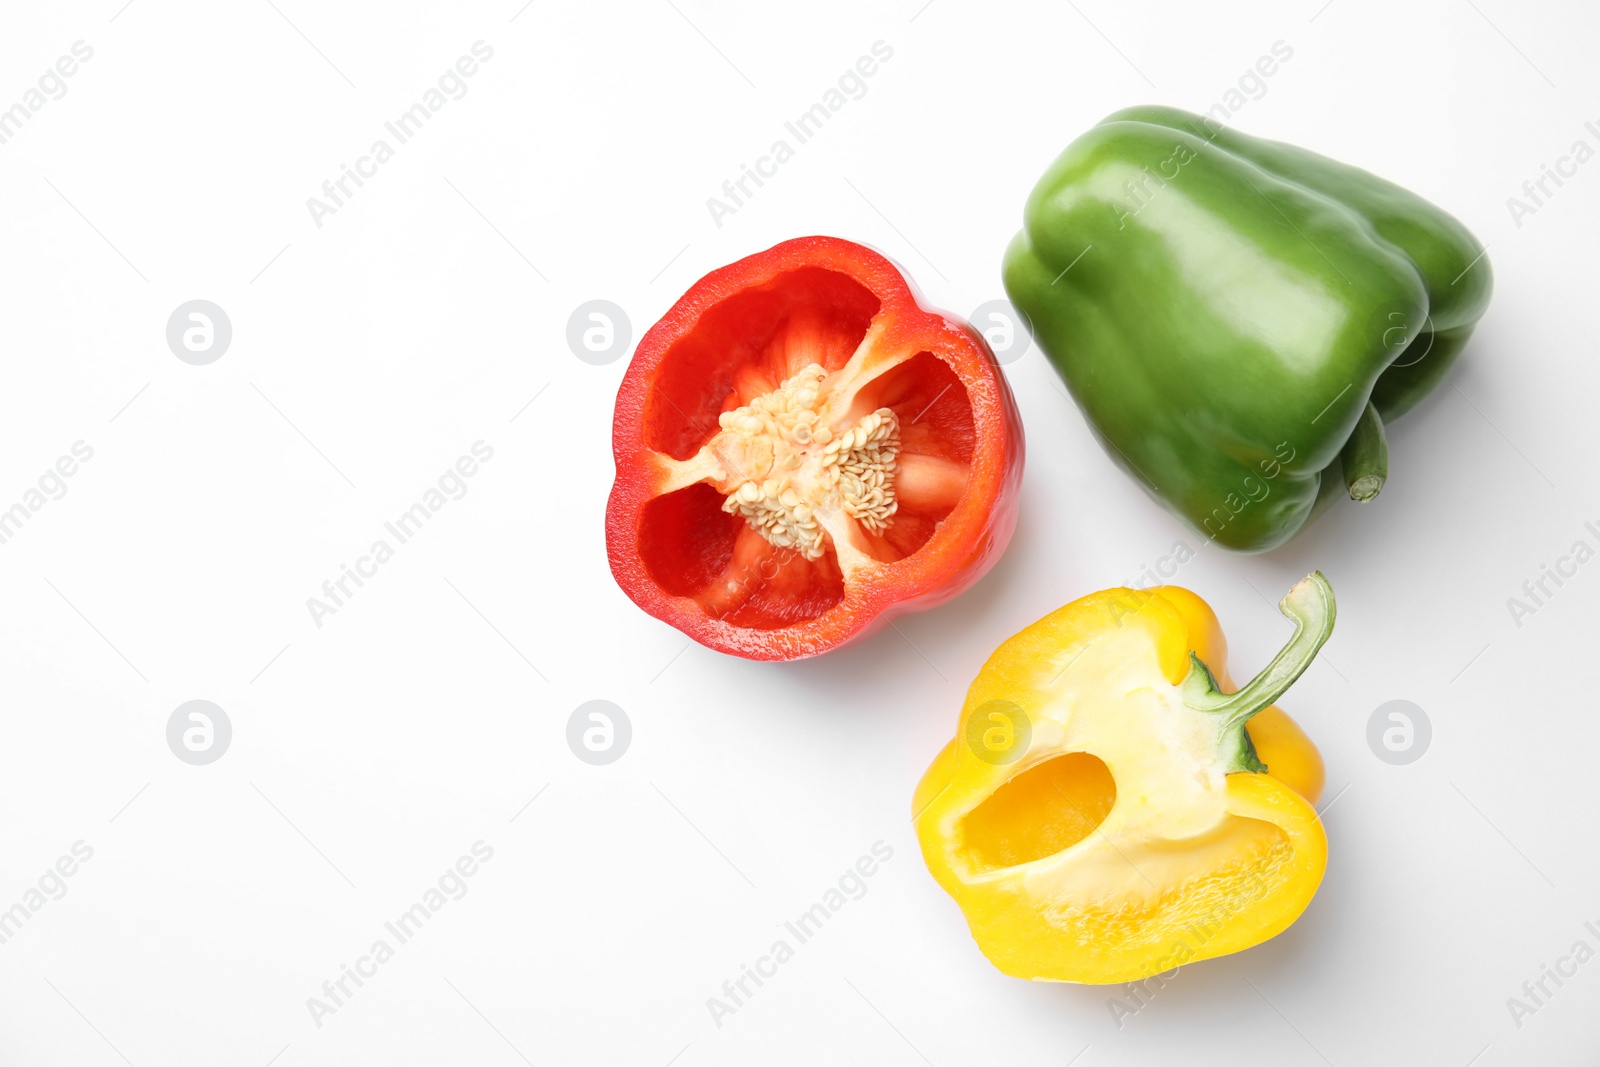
606 236 1025 661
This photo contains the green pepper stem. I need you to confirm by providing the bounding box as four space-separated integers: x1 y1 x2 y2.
1181 572 1336 732
1339 402 1388 503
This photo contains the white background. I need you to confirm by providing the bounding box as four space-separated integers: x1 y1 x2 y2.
0 0 1595 1063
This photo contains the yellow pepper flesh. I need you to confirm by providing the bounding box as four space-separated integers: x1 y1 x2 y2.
913 577 1333 984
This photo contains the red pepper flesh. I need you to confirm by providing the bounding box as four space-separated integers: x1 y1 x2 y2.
606 236 1025 660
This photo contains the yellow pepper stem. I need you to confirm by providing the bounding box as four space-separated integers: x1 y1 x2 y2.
1180 572 1337 772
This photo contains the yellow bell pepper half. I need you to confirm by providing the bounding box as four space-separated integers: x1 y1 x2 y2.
913 574 1334 984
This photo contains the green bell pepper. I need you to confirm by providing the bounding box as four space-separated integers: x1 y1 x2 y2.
1003 105 1492 552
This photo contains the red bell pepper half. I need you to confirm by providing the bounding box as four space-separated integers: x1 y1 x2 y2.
606 236 1024 660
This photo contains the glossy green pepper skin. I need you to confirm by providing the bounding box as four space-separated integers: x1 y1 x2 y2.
1004 106 1492 552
